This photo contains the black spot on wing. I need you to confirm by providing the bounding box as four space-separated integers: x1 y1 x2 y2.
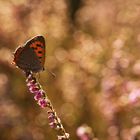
38 51 42 54
36 44 42 47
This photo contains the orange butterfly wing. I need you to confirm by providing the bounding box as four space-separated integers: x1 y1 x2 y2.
25 35 46 70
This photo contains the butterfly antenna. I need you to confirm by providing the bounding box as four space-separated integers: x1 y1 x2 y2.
47 69 56 78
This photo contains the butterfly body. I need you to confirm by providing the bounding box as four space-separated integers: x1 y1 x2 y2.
13 35 46 73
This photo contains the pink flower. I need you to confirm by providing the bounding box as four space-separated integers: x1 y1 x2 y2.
29 86 40 94
38 98 48 108
34 92 43 100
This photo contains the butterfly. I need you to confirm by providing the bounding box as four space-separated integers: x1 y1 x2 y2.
13 35 46 74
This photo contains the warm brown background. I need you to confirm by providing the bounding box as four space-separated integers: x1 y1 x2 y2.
0 0 140 140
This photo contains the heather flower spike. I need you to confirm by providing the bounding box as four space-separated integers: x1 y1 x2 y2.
25 72 70 140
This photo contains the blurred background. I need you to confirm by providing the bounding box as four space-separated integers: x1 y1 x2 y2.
0 0 140 140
